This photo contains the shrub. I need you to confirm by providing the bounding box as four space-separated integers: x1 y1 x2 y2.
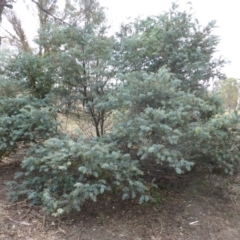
8 68 240 216
8 135 147 216
5 2 240 217
109 69 240 174
0 97 58 159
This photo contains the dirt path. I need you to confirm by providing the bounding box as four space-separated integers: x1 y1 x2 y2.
0 154 240 239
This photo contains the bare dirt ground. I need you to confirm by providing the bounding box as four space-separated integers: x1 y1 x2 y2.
1 149 240 240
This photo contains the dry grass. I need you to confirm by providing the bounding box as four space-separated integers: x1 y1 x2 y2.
57 113 115 138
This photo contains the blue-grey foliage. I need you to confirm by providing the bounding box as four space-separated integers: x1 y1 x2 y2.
109 69 240 175
4 1 240 217
8 135 146 216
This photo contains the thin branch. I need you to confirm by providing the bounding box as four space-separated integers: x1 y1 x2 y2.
31 0 70 26
1 25 19 41
4 11 31 51
0 3 13 9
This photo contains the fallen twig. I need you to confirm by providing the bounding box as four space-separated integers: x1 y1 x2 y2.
189 220 199 225
7 217 32 226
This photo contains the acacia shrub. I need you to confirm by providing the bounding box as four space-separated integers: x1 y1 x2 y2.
8 135 147 216
8 68 240 216
0 96 58 160
5 1 240 217
109 69 240 174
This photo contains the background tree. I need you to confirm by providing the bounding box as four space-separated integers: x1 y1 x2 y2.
235 78 240 111
0 0 13 21
0 0 13 46
217 78 238 111
3 0 60 98
3 11 31 51
2 0 61 52
0 0 60 158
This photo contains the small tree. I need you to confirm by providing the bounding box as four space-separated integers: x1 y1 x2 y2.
115 3 226 94
34 0 116 137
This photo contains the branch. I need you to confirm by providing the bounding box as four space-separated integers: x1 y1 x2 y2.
0 3 13 9
5 11 31 52
1 25 23 49
1 25 19 40
31 0 69 26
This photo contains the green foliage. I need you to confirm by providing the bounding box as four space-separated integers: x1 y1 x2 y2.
217 78 238 111
8 135 146 216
